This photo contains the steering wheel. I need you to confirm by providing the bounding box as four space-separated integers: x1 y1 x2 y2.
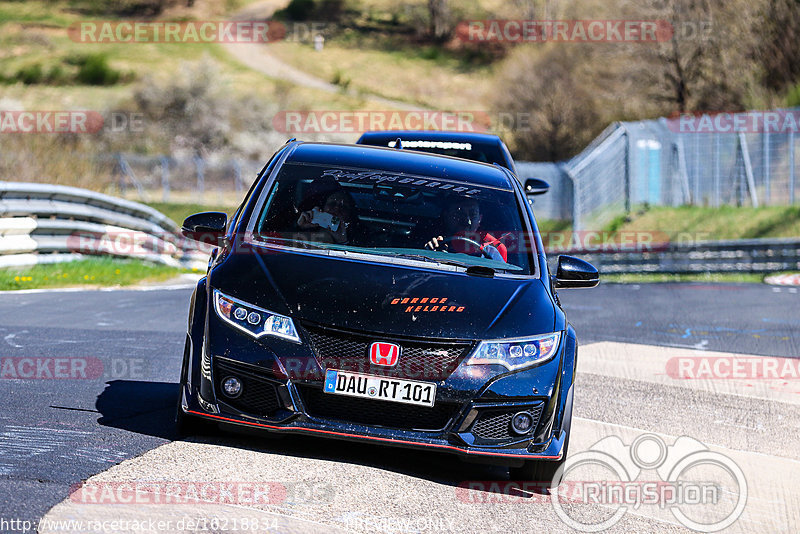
443 236 494 259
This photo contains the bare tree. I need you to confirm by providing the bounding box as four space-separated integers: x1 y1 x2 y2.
428 0 451 41
493 45 601 161
620 0 759 113
757 0 800 92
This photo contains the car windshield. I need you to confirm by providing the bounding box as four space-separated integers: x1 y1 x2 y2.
248 162 534 274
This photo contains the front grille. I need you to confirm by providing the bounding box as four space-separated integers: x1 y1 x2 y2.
303 324 473 381
297 385 460 431
471 403 544 441
214 359 282 417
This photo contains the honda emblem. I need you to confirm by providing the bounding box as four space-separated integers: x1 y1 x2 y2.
369 342 400 367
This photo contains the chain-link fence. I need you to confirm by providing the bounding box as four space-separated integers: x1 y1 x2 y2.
529 109 800 230
105 153 264 206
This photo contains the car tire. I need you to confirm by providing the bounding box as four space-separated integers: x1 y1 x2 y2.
175 335 215 437
510 387 573 484
175 401 214 437
509 455 566 485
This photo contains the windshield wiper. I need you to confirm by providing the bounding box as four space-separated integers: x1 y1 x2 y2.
379 252 474 269
392 254 501 276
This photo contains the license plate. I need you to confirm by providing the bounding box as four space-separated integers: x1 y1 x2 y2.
323 369 436 408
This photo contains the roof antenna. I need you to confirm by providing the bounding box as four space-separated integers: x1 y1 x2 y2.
394 138 403 150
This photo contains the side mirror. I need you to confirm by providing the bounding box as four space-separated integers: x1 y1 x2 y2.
524 178 550 196
181 212 228 245
553 255 599 289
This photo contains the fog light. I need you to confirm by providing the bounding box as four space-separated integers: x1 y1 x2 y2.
221 376 242 398
510 411 534 435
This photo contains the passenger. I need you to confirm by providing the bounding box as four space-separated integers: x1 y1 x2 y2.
297 189 358 245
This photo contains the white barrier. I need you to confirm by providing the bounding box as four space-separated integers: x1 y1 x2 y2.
0 182 209 270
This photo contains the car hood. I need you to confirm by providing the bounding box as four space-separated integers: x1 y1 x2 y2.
212 248 555 340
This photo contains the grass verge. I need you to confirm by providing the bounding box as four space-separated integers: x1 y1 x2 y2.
607 205 800 241
602 272 766 284
0 257 190 290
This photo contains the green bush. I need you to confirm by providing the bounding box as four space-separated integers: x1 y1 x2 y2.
787 83 800 107
67 0 167 17
316 0 345 22
331 69 350 90
45 64 68 84
16 63 44 85
419 46 441 61
285 0 315 20
76 54 121 86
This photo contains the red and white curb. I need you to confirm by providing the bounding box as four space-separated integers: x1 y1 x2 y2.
765 273 800 286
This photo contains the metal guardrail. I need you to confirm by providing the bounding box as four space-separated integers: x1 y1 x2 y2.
0 182 208 270
2 181 797 275
550 238 800 274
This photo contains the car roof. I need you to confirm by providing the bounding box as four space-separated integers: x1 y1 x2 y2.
284 141 515 190
356 130 505 145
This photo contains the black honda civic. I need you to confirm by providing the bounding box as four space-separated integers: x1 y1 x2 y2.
176 140 598 481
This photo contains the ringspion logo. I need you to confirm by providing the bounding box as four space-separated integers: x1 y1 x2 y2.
549 434 747 532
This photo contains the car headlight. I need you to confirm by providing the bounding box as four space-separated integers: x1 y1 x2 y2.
213 289 300 343
466 332 561 371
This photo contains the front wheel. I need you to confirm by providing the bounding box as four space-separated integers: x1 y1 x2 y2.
175 400 214 437
509 455 567 484
175 335 215 438
512 387 573 484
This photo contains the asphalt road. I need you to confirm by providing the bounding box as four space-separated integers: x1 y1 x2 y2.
562 282 800 357
0 282 797 532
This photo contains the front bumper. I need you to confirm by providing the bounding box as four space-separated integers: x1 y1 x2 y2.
182 319 576 465
180 383 567 466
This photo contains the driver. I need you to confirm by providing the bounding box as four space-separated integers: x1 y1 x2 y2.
423 197 508 262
